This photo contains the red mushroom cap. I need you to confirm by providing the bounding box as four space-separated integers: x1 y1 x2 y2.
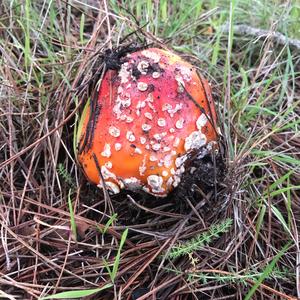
76 48 218 196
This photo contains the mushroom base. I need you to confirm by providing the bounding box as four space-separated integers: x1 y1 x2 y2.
106 145 226 226
112 144 225 201
171 145 226 200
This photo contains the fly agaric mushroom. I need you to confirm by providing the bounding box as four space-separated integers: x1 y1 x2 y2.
76 48 218 197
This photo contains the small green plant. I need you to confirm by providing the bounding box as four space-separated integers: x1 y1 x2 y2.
57 163 75 188
187 267 290 286
188 271 257 286
168 218 233 259
103 228 128 283
165 263 292 287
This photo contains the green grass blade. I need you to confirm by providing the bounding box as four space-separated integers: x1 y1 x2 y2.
80 13 85 44
24 0 31 70
103 257 113 281
40 283 113 299
111 228 128 281
244 243 291 300
98 213 118 235
68 190 77 240
255 204 266 239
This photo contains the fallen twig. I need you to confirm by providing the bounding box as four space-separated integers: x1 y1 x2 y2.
221 24 300 50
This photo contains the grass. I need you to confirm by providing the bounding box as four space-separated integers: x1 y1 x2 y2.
67 189 77 241
168 218 233 259
244 242 291 300
103 228 128 283
40 283 113 300
0 0 299 299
